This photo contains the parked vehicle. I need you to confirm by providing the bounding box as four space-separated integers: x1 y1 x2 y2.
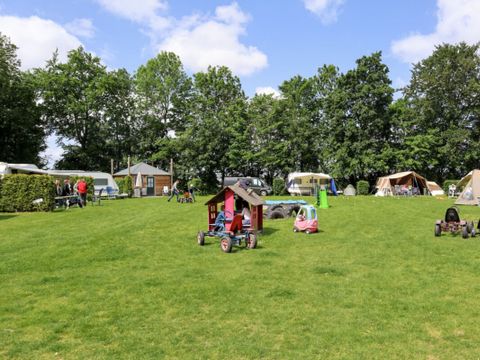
223 177 272 196
287 172 331 196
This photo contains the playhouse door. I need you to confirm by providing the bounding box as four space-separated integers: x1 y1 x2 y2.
146 177 155 196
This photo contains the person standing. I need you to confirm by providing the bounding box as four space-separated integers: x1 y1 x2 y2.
77 178 88 206
188 182 196 202
168 180 180 202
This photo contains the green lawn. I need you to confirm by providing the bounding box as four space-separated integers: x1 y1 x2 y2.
2 196 480 359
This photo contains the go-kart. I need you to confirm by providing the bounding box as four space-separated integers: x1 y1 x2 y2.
293 204 318 234
435 207 475 239
197 210 257 253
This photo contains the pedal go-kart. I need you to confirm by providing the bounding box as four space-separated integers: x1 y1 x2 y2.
293 204 318 234
197 209 257 253
435 206 476 239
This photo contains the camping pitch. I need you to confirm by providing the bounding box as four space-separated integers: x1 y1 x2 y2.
375 171 428 196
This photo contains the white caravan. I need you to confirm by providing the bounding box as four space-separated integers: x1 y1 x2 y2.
287 172 331 196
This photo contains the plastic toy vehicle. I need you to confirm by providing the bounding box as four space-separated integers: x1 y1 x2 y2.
197 209 257 253
293 204 318 234
435 207 475 238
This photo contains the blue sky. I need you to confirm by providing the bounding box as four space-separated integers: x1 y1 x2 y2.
1 0 479 165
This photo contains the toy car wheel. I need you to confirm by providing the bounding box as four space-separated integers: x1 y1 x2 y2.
246 233 257 249
471 228 476 238
220 237 233 253
434 224 441 237
293 226 299 233
305 229 311 235
197 231 205 246
462 226 469 239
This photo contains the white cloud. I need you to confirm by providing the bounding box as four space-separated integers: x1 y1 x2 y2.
95 1 268 76
0 15 82 69
95 0 171 31
303 0 345 25
158 3 268 76
65 18 95 38
255 86 280 98
392 0 480 63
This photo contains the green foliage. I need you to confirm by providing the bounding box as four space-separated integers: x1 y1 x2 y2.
123 176 133 196
115 177 125 192
0 175 55 212
272 178 286 195
0 33 45 164
443 180 460 193
356 180 370 195
189 177 209 195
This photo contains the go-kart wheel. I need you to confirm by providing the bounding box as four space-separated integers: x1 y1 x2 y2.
434 224 441 237
220 237 233 253
471 228 476 238
293 226 299 233
197 231 205 246
246 233 257 249
462 226 469 239
467 222 473 233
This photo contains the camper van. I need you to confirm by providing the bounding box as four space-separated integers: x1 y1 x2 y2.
287 172 331 196
223 177 272 196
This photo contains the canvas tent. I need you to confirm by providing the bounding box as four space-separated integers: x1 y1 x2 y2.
375 171 428 196
427 181 445 196
287 172 331 196
455 169 480 205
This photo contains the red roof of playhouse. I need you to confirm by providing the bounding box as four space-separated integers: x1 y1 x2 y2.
205 183 264 206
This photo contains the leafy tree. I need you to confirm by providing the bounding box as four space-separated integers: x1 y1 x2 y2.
34 47 134 171
325 52 395 183
135 52 193 163
180 66 247 188
0 33 45 164
404 42 480 180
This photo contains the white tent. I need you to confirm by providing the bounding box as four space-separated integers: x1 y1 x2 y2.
287 172 331 196
427 181 445 196
455 169 480 205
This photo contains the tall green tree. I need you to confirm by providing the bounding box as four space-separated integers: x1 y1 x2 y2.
34 47 134 171
0 33 45 164
134 52 192 163
326 52 395 183
180 66 247 188
404 42 480 181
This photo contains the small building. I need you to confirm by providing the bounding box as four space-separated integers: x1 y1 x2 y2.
114 162 170 196
205 182 265 232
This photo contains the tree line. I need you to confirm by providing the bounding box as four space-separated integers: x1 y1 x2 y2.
2 32 480 190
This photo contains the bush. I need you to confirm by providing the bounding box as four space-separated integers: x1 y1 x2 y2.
123 176 133 197
273 178 286 195
115 178 124 192
0 174 56 212
356 180 370 195
443 180 460 193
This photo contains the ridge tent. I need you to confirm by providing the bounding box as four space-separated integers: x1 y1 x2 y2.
427 181 445 196
455 169 480 205
375 171 428 196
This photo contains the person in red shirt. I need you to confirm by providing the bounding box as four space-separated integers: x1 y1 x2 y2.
77 178 88 206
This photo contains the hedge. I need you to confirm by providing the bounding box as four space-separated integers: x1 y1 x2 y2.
356 180 370 195
123 176 133 197
273 178 286 195
0 174 56 212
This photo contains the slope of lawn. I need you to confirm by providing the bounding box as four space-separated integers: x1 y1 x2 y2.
1 196 480 359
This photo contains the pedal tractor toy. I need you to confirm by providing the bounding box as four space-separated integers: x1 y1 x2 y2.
293 204 318 234
197 183 264 253
435 206 475 239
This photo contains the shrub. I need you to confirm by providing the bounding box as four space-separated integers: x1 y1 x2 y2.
443 180 460 193
115 177 125 192
356 180 370 195
123 176 133 197
0 174 56 212
273 178 286 195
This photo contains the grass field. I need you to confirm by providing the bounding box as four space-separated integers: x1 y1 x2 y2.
2 196 480 359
